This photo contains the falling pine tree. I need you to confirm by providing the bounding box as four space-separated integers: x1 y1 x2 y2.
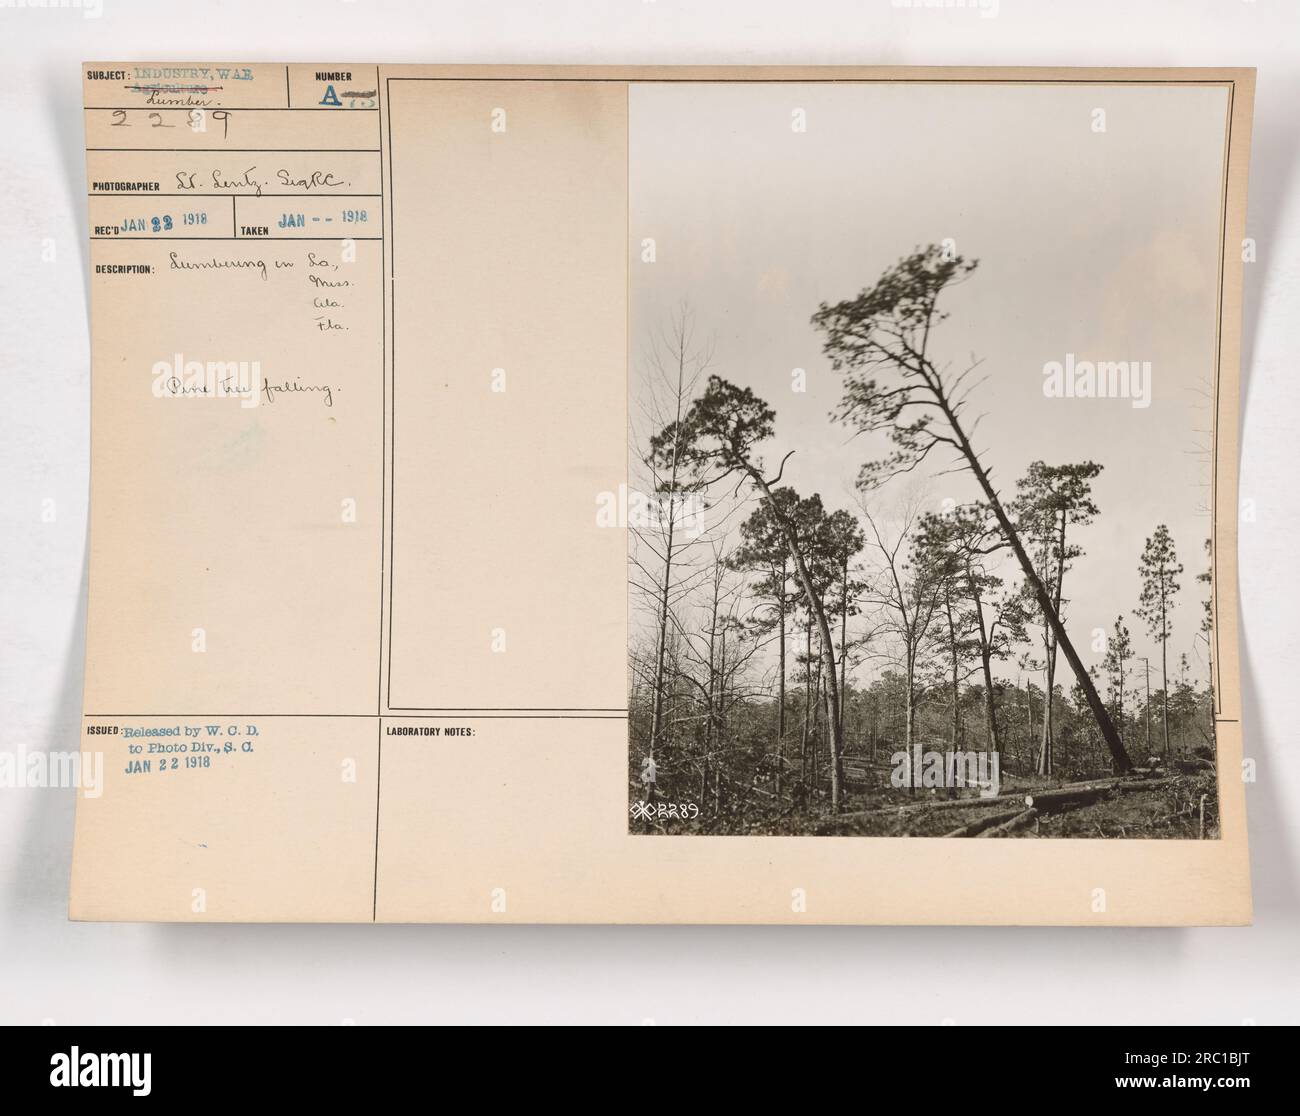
1136 524 1183 758
813 247 1132 774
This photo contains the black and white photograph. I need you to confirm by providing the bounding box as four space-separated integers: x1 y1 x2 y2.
629 82 1227 838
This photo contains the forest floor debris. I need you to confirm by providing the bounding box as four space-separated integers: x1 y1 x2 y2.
632 768 1219 838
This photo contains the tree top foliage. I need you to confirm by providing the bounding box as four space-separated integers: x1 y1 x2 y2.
1013 461 1103 531
811 245 977 357
811 245 979 491
1136 524 1184 641
648 375 776 484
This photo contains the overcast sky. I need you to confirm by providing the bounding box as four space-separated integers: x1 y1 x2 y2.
630 80 1230 689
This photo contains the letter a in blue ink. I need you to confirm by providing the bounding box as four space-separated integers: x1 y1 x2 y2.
319 84 342 108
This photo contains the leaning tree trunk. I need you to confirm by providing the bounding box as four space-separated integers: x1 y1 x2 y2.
938 403 1133 773
746 466 846 810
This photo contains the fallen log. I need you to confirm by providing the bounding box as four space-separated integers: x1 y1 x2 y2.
1017 777 1182 814
822 780 1113 824
1102 776 1182 795
942 809 1027 838
816 776 1184 833
978 808 1039 838
1020 786 1110 812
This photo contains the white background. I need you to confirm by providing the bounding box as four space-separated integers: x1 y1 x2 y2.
2 0 1297 1025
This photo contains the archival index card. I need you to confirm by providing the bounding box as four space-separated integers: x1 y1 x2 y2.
71 65 1254 924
